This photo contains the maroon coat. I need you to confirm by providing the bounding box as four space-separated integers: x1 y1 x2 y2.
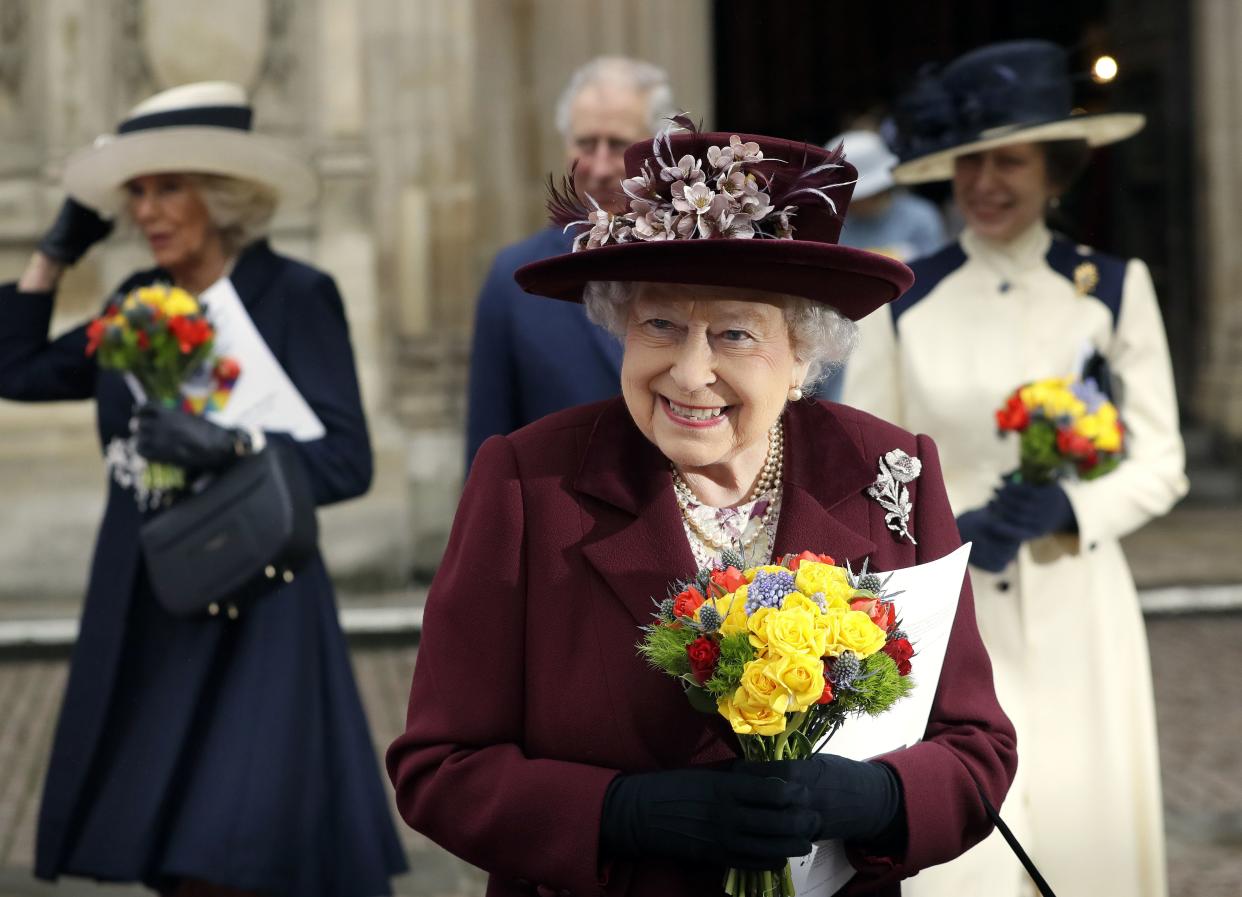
387 398 1016 896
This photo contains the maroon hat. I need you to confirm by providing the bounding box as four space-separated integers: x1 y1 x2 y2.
514 126 913 320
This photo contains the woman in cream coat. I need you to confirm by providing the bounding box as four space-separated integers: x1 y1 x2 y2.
844 41 1187 897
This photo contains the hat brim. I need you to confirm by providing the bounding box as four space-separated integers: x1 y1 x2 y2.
62 127 318 214
892 112 1146 185
514 238 914 322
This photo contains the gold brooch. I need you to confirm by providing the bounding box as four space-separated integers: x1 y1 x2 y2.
1073 261 1099 296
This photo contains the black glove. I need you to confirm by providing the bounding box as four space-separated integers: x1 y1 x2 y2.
38 198 114 265
599 768 820 870
735 755 902 845
956 508 1022 573
988 479 1077 541
134 403 246 470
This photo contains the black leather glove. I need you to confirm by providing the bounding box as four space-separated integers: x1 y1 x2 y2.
735 755 903 845
988 480 1077 541
38 198 114 265
599 768 820 870
134 403 246 470
956 508 1022 574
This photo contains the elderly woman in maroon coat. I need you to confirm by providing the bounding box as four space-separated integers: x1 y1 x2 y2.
387 126 1017 896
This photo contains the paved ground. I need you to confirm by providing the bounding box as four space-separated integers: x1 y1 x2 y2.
0 612 1234 897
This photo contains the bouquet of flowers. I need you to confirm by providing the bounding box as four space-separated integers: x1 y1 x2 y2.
638 548 915 897
86 283 237 493
995 375 1124 485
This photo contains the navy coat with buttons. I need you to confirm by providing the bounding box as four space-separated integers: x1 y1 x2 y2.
465 227 623 468
0 241 406 896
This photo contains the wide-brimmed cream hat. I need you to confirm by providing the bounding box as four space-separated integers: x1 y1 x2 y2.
63 81 317 213
889 40 1145 185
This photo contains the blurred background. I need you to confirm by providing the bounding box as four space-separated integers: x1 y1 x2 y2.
0 1 1238 895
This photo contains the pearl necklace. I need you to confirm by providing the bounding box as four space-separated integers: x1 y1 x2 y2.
671 417 785 555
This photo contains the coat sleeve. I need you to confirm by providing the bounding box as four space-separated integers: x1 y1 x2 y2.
266 270 373 506
386 435 619 896
1060 259 1188 544
464 256 521 471
0 283 96 401
850 434 1018 887
841 304 905 425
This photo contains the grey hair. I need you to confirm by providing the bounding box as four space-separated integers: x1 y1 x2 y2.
554 56 677 138
187 174 278 255
582 281 859 391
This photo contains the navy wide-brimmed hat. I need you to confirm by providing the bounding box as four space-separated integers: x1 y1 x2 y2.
515 125 914 322
63 81 317 213
889 40 1145 185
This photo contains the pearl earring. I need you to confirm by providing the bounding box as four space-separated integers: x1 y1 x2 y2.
788 386 804 402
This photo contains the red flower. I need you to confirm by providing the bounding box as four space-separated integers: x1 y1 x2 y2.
995 394 1030 432
168 315 212 354
1055 427 1096 462
787 550 836 571
850 596 896 631
136 330 150 350
672 586 705 620
708 566 747 595
816 675 834 705
85 318 107 356
213 356 241 382
686 636 721 685
882 637 915 676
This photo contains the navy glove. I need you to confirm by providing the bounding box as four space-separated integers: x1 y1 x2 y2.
988 480 1077 541
134 403 247 470
38 198 113 265
599 768 820 870
956 508 1022 573
735 755 903 845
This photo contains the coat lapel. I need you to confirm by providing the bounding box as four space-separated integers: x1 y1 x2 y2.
576 401 699 627
228 240 283 310
774 401 878 566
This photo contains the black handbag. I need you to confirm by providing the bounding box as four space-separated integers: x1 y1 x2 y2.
139 439 318 618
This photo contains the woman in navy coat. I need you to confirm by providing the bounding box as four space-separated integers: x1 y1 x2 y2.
387 128 1017 895
0 83 405 896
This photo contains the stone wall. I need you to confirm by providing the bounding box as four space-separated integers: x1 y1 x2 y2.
0 0 711 605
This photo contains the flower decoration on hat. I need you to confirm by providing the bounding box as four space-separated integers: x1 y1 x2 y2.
548 116 852 252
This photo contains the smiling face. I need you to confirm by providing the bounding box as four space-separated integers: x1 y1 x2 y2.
620 283 809 483
125 173 226 286
953 142 1055 243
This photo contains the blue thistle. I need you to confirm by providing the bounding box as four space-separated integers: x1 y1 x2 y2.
744 569 795 615
698 604 722 633
657 598 676 623
830 650 861 689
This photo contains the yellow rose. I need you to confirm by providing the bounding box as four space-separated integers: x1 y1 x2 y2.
746 606 775 652
794 561 855 608
739 658 789 713
767 653 827 712
780 592 822 616
793 560 844 594
830 609 887 658
718 688 788 736
764 605 828 658
712 586 750 636
161 287 201 317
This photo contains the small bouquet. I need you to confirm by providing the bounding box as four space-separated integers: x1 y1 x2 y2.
995 375 1124 485
638 548 915 897
86 284 237 493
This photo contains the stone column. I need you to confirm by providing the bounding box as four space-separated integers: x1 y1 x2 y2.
1194 0 1242 441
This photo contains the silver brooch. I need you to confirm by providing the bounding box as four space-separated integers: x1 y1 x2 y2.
867 449 922 545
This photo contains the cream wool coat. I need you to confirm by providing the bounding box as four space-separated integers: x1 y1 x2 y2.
843 221 1187 897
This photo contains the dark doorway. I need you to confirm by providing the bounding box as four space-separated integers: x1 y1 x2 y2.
712 0 1198 412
